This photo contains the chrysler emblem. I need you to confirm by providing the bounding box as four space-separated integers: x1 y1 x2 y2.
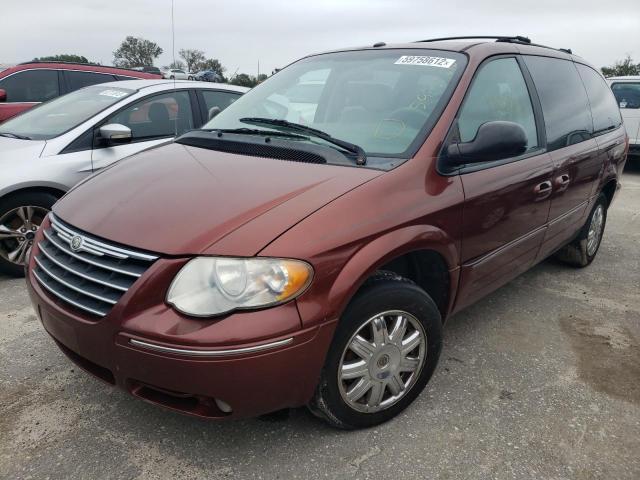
70 235 83 252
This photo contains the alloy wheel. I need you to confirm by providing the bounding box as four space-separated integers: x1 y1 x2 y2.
338 310 427 413
0 206 49 267
587 204 604 256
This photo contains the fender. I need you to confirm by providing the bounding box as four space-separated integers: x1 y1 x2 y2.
325 224 460 323
0 180 68 201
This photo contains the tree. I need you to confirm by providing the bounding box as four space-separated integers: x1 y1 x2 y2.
197 58 226 77
113 36 163 68
34 54 93 64
230 73 259 88
601 55 640 78
179 49 205 72
169 60 186 70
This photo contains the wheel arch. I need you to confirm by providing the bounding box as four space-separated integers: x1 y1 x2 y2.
0 182 68 205
327 225 460 323
601 178 617 207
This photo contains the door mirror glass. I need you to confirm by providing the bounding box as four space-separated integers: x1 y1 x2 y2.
0 89 6 102
99 123 132 145
447 121 527 164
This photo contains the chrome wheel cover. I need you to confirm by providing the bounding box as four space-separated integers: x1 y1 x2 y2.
587 204 604 257
338 310 427 414
0 206 49 266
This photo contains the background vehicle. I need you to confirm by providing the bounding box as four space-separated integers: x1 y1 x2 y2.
608 76 640 157
162 68 189 80
0 62 161 122
25 37 627 429
132 66 162 76
195 70 223 82
0 80 247 275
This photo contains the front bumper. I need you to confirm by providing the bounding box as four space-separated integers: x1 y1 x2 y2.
26 246 335 420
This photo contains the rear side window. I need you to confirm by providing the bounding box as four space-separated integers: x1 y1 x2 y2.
576 65 622 134
457 57 538 150
66 71 115 91
611 82 640 109
0 69 59 102
524 56 592 150
201 90 241 115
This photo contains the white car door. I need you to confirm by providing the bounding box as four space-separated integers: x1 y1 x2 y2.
91 89 195 170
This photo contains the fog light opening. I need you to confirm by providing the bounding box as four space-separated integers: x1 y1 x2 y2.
215 398 233 413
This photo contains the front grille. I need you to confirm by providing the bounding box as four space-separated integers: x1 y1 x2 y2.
33 214 157 317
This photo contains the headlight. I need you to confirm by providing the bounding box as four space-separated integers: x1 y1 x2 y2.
167 257 313 316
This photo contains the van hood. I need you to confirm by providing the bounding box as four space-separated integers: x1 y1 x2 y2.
53 143 381 256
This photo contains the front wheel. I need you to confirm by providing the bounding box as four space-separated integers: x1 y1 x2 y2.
555 193 608 267
0 192 57 277
309 272 442 429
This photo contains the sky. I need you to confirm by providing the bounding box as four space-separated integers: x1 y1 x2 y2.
2 0 639 75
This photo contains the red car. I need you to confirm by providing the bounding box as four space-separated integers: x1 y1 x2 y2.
25 36 628 429
0 62 160 122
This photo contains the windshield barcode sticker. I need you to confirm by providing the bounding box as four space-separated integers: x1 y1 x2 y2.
99 90 128 98
395 56 456 68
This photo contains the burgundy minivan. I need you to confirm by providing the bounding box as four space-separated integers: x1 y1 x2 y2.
26 36 628 429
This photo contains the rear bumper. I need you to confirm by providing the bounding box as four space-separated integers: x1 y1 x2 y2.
26 263 335 420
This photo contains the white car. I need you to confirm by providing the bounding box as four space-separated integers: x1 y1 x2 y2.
162 69 189 80
607 76 640 157
0 79 247 275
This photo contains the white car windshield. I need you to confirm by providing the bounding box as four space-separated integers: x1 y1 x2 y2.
0 86 134 140
204 49 466 157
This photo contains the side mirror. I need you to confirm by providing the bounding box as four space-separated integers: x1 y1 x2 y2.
446 121 528 165
0 89 6 102
99 123 132 145
208 106 221 121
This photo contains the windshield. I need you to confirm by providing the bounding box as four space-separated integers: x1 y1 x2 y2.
0 85 134 140
204 49 466 160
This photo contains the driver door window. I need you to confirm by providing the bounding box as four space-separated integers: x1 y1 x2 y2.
104 90 193 142
457 57 538 152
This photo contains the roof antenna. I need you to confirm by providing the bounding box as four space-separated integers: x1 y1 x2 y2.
171 0 177 136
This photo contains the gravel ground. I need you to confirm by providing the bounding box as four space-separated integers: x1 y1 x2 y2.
1 163 639 480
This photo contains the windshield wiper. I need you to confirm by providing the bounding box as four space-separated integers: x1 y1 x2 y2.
0 132 32 140
239 117 367 165
203 127 309 140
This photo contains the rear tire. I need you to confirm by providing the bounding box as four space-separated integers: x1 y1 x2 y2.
555 193 607 268
0 192 57 277
309 271 443 429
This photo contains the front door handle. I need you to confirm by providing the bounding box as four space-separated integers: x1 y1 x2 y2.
533 180 553 200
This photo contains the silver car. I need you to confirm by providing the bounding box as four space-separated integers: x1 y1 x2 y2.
0 79 248 275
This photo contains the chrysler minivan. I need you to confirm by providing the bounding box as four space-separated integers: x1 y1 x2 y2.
26 36 628 429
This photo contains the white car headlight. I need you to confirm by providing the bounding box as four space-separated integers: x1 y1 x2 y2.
166 257 313 316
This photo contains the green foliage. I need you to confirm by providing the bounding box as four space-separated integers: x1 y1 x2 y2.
113 36 163 69
197 58 226 75
229 73 258 88
229 72 269 88
33 54 93 64
179 49 206 72
601 55 640 77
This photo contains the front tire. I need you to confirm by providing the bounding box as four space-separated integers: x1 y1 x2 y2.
309 272 442 429
0 192 57 277
555 194 608 268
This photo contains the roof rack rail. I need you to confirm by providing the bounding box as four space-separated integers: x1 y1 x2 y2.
414 36 574 56
17 60 152 73
414 36 531 44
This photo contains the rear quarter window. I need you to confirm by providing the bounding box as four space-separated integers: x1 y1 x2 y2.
524 56 592 151
575 64 622 134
